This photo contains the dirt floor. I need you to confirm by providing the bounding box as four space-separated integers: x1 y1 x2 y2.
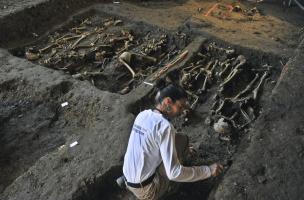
0 0 304 200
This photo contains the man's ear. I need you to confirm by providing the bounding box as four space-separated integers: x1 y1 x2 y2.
163 97 173 105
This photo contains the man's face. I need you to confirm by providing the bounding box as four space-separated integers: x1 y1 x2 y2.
169 98 188 117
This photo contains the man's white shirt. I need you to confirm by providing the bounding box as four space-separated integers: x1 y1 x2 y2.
123 109 211 183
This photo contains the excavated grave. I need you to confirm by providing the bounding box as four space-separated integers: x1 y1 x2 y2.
9 8 190 94
126 39 284 200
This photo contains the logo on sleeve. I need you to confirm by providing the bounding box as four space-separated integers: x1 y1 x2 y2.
132 124 147 135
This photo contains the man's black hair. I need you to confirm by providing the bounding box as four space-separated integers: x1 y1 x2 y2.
155 79 187 104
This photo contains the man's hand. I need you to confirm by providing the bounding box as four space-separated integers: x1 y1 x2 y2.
209 163 224 177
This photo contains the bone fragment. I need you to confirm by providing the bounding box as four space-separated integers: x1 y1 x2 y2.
219 68 241 88
233 73 259 101
72 71 104 79
202 75 208 91
119 52 136 78
70 34 89 50
39 43 58 54
215 99 226 114
253 71 268 100
151 50 188 81
186 90 199 109
240 108 251 123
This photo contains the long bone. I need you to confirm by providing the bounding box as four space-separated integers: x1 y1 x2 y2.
211 100 219 111
218 58 235 78
194 60 216 91
194 69 204 80
189 64 204 73
195 67 212 80
55 34 74 43
229 111 238 120
210 59 219 73
151 50 188 81
233 55 247 68
119 52 157 79
196 75 208 94
240 108 251 123
232 73 259 101
60 35 82 44
219 58 234 67
187 60 213 75
215 99 226 114
72 71 105 79
238 108 252 130
219 55 246 88
201 75 208 92
186 90 199 109
70 32 91 50
182 63 196 72
116 41 134 55
119 52 136 78
39 43 58 54
253 71 268 100
219 63 231 78
109 36 130 43
219 68 241 88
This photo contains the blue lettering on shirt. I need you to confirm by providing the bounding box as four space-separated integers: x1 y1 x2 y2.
132 124 146 135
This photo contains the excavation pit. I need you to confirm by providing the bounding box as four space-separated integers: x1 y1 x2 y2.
10 9 190 94
1 1 302 200
125 40 284 199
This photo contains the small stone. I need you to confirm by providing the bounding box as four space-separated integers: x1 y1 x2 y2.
213 118 231 135
69 141 78 148
61 102 68 107
204 116 212 126
119 86 130 95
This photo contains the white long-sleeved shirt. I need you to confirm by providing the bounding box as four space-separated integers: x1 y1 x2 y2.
123 109 211 183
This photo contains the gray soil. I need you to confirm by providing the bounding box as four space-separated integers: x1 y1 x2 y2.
0 0 304 200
